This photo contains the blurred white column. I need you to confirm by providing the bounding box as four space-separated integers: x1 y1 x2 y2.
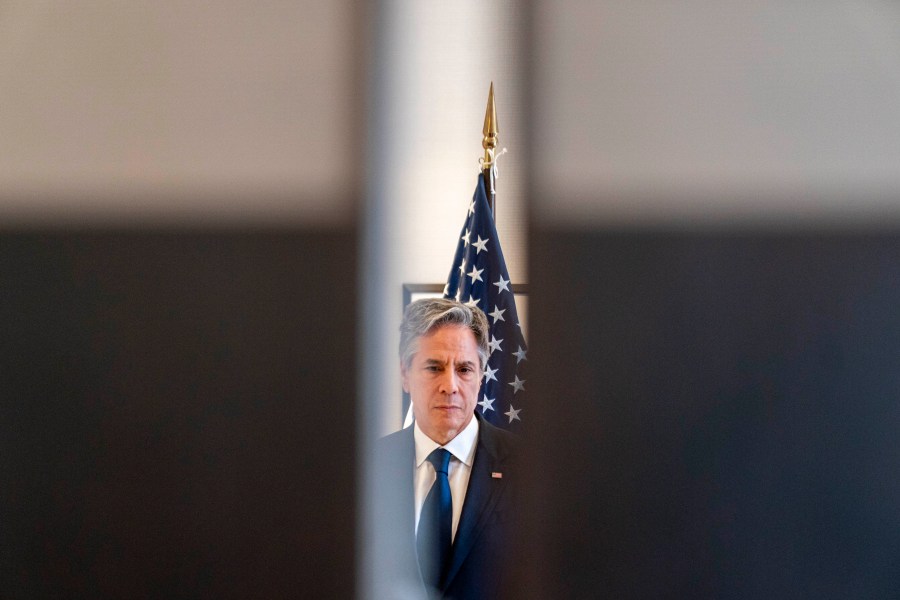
360 2 525 598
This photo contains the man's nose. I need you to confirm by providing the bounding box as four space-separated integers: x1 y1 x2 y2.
439 370 459 394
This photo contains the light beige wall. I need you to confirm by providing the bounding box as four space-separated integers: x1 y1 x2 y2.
533 1 900 228
0 1 357 226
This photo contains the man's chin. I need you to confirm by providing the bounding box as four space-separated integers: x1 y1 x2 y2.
429 414 474 443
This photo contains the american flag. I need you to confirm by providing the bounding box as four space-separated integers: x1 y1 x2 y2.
443 174 527 430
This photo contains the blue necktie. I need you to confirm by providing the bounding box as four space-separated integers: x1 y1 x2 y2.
417 448 452 590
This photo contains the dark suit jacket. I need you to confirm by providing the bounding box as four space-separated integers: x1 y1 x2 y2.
372 412 519 600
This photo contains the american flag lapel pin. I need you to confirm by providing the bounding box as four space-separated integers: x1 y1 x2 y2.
491 472 503 479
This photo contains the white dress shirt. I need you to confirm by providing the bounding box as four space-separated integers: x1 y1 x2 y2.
413 416 479 543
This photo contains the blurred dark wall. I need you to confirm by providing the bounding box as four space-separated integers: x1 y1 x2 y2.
518 229 900 599
1 230 356 599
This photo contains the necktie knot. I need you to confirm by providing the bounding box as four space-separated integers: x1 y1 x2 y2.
427 448 452 476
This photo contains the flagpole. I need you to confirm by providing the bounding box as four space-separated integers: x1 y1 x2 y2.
482 82 499 217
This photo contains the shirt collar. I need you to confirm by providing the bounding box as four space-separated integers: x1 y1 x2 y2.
414 415 479 468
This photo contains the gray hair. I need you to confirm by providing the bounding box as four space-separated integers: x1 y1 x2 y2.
399 298 489 370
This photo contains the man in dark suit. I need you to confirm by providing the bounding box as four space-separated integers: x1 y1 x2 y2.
373 298 518 600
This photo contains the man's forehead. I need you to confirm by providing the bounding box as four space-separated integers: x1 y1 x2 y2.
412 326 479 359
419 324 475 342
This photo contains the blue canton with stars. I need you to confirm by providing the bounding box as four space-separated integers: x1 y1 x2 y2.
443 174 527 430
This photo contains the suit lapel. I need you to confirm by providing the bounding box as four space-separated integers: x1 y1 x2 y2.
442 417 508 591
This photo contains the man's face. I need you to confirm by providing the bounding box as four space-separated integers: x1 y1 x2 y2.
402 324 482 445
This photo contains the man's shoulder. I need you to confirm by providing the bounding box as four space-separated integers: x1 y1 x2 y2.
479 417 519 443
476 415 521 459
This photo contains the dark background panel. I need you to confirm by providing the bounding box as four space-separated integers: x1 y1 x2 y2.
0 231 355 599
520 230 900 599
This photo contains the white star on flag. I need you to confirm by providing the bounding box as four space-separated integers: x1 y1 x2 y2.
483 365 498 383
493 276 510 293
465 296 480 309
513 346 527 363
488 335 503 355
488 306 506 323
505 405 522 423
472 235 489 254
467 266 484 284
461 228 470 246
478 395 495 412
508 375 525 393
